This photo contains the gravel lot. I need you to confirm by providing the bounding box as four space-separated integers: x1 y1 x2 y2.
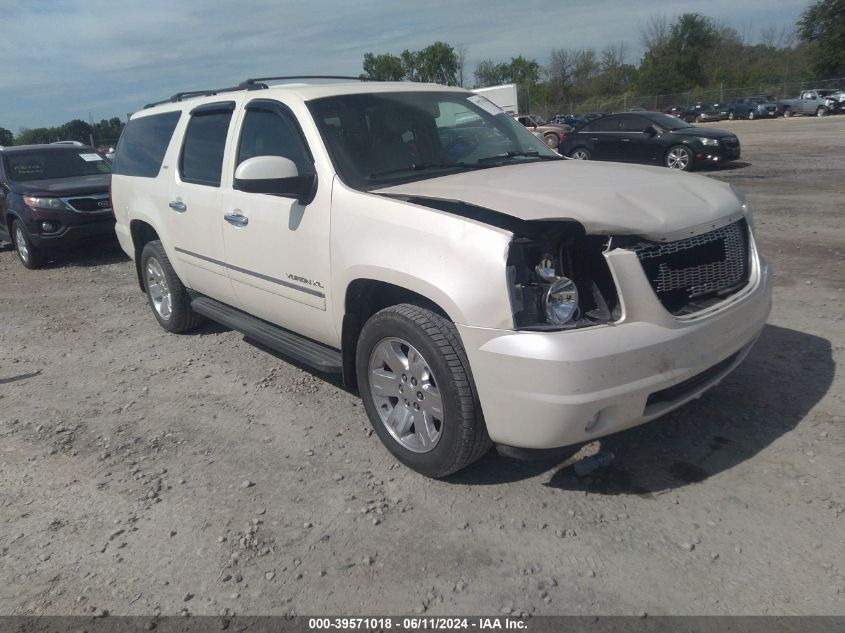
1 115 843 618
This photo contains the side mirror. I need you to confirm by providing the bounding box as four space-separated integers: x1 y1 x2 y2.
644 126 657 136
234 155 316 203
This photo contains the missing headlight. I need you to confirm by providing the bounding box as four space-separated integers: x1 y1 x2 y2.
507 223 620 331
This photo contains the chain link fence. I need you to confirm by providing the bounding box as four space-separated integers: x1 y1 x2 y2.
534 76 845 118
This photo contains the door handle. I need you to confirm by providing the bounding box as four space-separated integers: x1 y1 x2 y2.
169 200 186 212
224 212 249 227
620 138 631 142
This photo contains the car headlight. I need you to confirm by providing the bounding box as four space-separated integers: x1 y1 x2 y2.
545 277 579 326
698 138 719 147
23 196 72 211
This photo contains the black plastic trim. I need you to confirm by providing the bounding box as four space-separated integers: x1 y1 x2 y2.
190 296 342 374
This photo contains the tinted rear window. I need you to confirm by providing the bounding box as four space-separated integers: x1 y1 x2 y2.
180 109 232 187
112 111 180 178
4 148 111 182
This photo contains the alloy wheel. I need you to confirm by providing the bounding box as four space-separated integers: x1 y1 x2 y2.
666 147 691 170
14 226 29 264
570 149 589 159
368 337 443 453
145 257 172 320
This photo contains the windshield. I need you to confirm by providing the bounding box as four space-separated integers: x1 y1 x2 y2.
650 113 692 130
4 147 111 182
307 91 559 189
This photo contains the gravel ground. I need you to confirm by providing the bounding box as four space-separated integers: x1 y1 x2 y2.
1 115 843 617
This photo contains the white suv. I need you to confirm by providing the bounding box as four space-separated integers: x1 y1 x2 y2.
110 77 772 477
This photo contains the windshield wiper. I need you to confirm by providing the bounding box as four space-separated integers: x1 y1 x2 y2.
476 150 562 163
369 162 479 179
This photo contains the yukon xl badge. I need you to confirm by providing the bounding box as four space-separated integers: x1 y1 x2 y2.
286 274 324 289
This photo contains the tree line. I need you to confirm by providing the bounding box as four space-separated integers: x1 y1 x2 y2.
0 117 124 148
359 0 844 112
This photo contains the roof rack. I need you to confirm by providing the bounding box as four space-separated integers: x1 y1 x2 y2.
144 75 378 109
238 75 378 89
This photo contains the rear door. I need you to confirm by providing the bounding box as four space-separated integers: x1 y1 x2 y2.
167 100 239 305
617 115 660 164
587 116 623 161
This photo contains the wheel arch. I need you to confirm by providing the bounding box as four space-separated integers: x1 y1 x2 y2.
129 219 161 291
340 277 455 390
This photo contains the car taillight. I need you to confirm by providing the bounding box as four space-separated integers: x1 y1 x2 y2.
559 134 566 143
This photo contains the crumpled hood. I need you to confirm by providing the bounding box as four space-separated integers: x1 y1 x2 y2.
373 160 745 240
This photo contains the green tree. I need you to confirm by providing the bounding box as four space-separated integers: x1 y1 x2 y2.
402 41 458 84
798 0 845 76
0 127 13 146
637 13 717 94
15 127 56 145
361 52 405 81
59 119 93 144
473 59 506 87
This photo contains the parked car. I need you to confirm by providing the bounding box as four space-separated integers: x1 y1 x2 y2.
778 89 844 117
561 111 740 171
748 96 783 116
0 143 114 268
512 114 570 149
684 103 725 123
727 97 778 120
665 105 688 118
111 78 770 477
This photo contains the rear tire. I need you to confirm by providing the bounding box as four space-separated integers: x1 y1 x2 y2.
569 147 590 160
140 240 205 333
543 133 559 150
356 304 491 478
12 220 45 269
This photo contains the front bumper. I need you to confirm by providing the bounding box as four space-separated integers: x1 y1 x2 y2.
458 246 772 449
29 215 116 250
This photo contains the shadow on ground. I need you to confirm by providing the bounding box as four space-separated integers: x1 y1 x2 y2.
41 239 129 269
448 324 833 494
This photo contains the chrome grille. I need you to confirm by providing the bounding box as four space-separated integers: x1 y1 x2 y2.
631 220 750 314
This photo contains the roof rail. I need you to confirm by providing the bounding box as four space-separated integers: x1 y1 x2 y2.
239 75 379 89
143 84 246 109
143 75 381 109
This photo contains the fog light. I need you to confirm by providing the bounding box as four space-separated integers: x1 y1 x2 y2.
41 221 57 232
585 413 600 431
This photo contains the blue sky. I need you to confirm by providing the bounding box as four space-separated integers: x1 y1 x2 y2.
0 0 810 132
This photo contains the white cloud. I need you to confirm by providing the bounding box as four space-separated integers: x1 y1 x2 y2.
0 0 809 131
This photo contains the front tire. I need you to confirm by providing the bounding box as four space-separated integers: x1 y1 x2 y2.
728 111 735 120
140 240 204 333
356 304 491 477
12 220 45 269
665 145 693 171
817 106 828 117
748 111 756 120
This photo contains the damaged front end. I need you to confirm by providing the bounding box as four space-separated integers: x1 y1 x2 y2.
507 222 621 331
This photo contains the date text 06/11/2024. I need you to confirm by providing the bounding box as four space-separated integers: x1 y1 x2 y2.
307 617 528 630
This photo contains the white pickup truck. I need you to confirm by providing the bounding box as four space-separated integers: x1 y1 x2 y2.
110 77 772 477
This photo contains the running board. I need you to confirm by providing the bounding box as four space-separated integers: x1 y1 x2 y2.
190 296 342 374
